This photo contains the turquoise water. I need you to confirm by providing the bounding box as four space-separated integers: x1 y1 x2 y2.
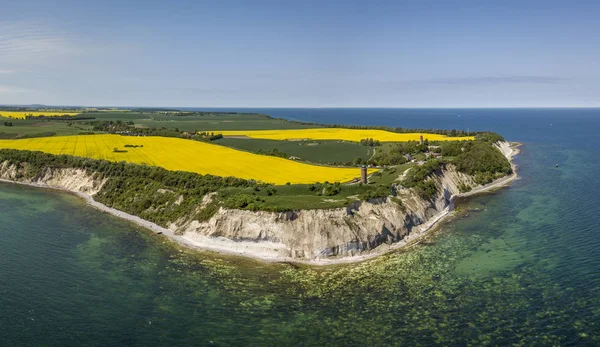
1 108 599 346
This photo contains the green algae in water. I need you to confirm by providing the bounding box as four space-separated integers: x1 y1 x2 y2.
0 182 57 213
2 181 598 346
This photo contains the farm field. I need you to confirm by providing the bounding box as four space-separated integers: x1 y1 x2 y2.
218 128 475 142
135 114 319 131
0 134 370 184
0 119 95 139
1 111 322 139
214 138 372 164
0 111 81 119
81 111 152 121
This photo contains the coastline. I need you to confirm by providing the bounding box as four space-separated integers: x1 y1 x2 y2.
0 142 521 266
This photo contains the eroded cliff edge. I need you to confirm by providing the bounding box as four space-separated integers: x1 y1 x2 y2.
0 141 519 264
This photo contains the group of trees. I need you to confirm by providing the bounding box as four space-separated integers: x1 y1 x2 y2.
359 138 382 147
401 159 443 200
308 182 342 196
475 132 505 143
366 140 428 167
26 115 95 121
3 122 13 127
196 132 223 141
164 111 264 117
454 142 512 184
254 148 289 159
91 120 182 138
399 137 512 198
89 121 225 143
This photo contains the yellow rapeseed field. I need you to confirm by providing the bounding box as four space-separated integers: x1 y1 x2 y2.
0 134 371 184
218 128 474 142
0 111 81 119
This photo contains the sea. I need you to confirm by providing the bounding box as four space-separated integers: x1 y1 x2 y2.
1 108 599 346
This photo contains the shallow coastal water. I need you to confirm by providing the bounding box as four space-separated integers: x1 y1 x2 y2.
1 108 599 346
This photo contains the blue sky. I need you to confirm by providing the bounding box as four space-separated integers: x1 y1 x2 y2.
0 0 598 107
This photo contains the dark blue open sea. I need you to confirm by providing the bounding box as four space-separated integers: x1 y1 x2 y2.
1 108 599 346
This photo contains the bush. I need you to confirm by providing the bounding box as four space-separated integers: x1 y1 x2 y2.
323 183 342 196
359 184 391 200
402 159 443 200
225 194 264 209
359 138 381 146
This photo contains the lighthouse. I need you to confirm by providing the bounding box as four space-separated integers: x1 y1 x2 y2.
360 165 368 184
419 135 424 145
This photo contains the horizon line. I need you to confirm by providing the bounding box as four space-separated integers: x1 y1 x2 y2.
1 104 599 110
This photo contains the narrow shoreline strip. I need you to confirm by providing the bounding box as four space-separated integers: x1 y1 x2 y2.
0 142 521 266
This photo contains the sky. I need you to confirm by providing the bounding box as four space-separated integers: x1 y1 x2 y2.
0 0 599 108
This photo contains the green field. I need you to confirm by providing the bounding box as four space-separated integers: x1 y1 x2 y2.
215 164 413 210
0 116 95 139
215 138 372 164
369 163 414 185
136 114 319 131
81 111 153 121
219 181 399 210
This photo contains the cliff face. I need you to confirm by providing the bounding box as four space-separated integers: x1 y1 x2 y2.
0 141 515 262
175 165 477 259
0 161 106 195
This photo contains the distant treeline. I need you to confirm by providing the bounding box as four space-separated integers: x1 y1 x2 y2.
26 115 96 121
129 108 181 113
254 148 289 158
0 132 57 140
0 107 81 113
89 121 224 142
166 111 268 117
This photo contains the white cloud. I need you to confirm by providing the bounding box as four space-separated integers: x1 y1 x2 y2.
0 69 15 74
0 22 80 65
